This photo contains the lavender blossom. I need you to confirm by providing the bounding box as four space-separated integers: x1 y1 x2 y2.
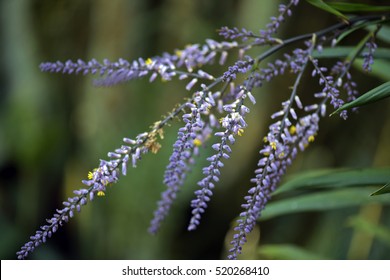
228 112 319 259
219 0 300 45
310 58 348 119
16 128 156 259
149 91 216 234
362 38 377 72
188 89 250 231
222 57 254 81
40 40 239 87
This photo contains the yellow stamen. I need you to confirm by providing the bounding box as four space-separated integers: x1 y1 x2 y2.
308 135 315 142
263 152 270 156
87 171 94 180
263 136 268 143
175 50 182 57
270 142 277 150
193 139 202 146
278 152 285 159
97 191 105 197
289 125 296 135
145 58 153 66
237 129 244 136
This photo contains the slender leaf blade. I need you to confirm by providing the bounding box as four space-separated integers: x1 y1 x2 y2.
330 81 390 116
354 59 390 81
370 182 390 196
328 2 390 13
274 167 390 195
258 244 328 260
348 216 390 247
260 187 390 221
305 0 349 21
313 47 390 59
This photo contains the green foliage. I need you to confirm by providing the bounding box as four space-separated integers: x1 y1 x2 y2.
274 167 390 195
371 182 390 196
305 0 349 21
347 215 390 247
258 244 327 260
331 81 390 116
327 2 390 13
260 167 390 220
261 187 390 221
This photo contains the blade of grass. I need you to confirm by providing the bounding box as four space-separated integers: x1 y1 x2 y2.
330 81 390 116
261 187 390 221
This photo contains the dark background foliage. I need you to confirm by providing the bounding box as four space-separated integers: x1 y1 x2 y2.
1 0 389 259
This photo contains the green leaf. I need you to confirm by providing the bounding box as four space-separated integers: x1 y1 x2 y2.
305 0 349 22
370 182 390 196
366 25 390 44
354 59 390 81
313 47 390 59
274 167 390 196
330 81 390 116
260 187 390 221
258 244 328 260
348 216 390 247
328 2 390 13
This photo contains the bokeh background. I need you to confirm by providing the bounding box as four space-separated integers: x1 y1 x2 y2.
1 0 389 259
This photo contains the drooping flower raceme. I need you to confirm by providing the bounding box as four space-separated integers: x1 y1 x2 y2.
188 87 253 231
17 0 388 260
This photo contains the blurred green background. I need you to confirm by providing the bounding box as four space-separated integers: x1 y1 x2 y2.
0 0 389 259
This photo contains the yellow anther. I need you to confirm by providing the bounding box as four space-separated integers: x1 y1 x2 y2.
263 152 270 156
193 139 202 147
87 171 94 180
237 129 244 136
289 125 296 135
308 135 315 142
175 50 182 57
97 191 105 197
263 136 268 143
270 142 277 150
145 58 153 65
278 152 285 159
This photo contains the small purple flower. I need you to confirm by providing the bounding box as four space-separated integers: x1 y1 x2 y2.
149 91 216 234
228 112 319 259
362 38 377 72
188 88 250 231
222 58 254 81
40 40 239 87
17 128 153 259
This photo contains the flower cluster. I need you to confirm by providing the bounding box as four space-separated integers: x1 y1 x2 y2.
16 127 160 259
149 90 217 234
188 87 252 231
219 0 299 45
17 0 388 260
40 39 239 88
362 35 378 72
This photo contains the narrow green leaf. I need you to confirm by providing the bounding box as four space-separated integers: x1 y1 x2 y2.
328 2 390 13
335 19 383 45
258 244 328 260
366 25 390 44
370 182 390 196
330 81 390 116
305 0 349 21
354 59 390 81
348 216 390 247
274 167 390 196
260 187 390 221
313 47 390 59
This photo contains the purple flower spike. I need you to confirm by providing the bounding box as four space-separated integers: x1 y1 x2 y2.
149 91 215 234
188 89 250 231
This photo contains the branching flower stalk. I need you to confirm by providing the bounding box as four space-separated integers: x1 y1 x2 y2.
16 0 390 259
